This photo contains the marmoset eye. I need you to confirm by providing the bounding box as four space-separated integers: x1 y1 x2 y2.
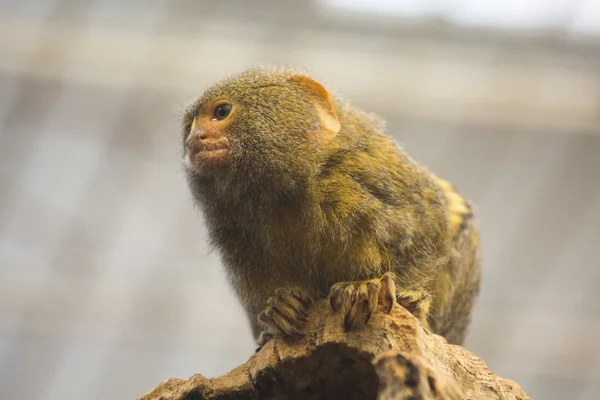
213 104 232 120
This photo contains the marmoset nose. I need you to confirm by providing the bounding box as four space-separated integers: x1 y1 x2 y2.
197 129 219 141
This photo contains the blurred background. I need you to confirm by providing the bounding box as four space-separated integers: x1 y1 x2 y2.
1 0 599 399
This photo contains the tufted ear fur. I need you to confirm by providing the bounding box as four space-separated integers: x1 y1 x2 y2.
290 74 341 139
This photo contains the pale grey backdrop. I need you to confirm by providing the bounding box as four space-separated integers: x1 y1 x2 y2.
1 1 600 399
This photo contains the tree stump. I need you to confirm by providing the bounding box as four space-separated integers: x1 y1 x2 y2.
139 299 529 400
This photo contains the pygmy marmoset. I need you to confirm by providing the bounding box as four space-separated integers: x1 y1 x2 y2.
182 67 480 346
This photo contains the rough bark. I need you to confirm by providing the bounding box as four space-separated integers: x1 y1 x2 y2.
138 300 529 400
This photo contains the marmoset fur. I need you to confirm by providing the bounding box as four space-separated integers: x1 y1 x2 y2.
182 67 480 346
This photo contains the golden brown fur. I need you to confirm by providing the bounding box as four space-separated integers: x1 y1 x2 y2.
182 66 480 345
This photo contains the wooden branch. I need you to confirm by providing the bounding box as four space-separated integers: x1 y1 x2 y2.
138 300 529 400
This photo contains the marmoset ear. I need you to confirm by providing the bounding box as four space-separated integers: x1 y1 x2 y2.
290 74 341 139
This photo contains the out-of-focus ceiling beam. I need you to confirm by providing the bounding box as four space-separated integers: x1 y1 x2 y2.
0 15 598 135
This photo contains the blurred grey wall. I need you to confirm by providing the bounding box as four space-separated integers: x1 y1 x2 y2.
1 1 599 399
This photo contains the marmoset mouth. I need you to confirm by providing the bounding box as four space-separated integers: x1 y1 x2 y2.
197 139 229 153
197 148 229 162
186 139 230 173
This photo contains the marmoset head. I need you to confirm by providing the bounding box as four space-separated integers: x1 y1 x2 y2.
181 67 340 178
